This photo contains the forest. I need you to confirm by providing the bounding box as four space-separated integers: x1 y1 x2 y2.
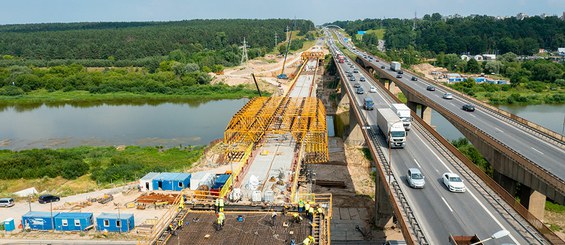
0 19 315 99
329 14 565 55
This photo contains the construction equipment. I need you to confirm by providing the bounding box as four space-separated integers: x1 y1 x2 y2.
278 24 294 79
251 73 262 97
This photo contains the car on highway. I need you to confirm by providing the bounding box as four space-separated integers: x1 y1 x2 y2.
356 87 364 94
350 65 354 69
38 194 60 204
442 172 466 192
381 65 385 69
407 168 425 189
369 86 377 93
347 73 353 78
462 104 476 112
411 76 418 81
353 69 359 73
397 70 404 74
396 74 403 78
426 85 436 91
0 198 15 208
442 93 453 100
359 76 366 82
354 83 361 88
350 76 356 81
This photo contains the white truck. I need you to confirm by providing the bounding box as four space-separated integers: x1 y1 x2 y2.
390 61 401 71
377 108 407 148
391 103 412 131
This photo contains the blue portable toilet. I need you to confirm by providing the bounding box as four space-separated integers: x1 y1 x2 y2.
22 211 59 230
4 218 15 232
54 212 94 231
96 213 134 232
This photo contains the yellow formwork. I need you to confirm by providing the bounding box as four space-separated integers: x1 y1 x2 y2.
301 51 325 61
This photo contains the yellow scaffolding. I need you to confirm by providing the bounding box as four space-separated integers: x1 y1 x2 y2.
301 51 325 61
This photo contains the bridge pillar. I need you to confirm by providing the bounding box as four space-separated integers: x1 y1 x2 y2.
344 108 366 146
406 101 418 113
389 81 397 93
383 80 390 90
519 185 546 220
420 105 432 125
375 170 394 229
493 170 516 195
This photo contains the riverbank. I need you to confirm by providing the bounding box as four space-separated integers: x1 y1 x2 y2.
0 85 262 105
0 145 207 198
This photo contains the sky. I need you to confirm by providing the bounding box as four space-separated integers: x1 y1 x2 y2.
1 0 564 25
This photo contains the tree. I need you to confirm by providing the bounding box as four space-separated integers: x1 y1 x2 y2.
465 58 482 74
484 61 504 75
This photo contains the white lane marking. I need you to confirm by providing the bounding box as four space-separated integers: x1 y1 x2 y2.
412 132 452 172
494 127 503 133
467 189 520 244
531 147 544 155
414 158 422 168
434 168 439 173
441 197 454 212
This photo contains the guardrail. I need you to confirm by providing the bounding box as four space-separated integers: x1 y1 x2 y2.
361 60 564 244
331 51 426 245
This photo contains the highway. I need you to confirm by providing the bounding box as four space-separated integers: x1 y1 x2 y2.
325 31 544 244
336 32 565 189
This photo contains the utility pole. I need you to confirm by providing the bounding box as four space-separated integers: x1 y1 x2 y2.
413 11 417 31
240 37 249 65
274 32 278 47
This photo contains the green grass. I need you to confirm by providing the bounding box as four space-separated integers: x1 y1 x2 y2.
360 148 374 161
549 224 562 232
397 93 407 103
356 29 385 40
0 145 206 197
546 201 565 213
0 86 261 105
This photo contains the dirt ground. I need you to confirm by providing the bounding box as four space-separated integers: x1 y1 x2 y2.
545 211 565 240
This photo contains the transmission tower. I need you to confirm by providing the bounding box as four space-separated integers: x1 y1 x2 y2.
240 37 249 65
274 32 278 47
413 11 417 31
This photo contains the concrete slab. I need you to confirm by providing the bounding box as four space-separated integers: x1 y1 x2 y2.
339 208 350 220
348 208 360 220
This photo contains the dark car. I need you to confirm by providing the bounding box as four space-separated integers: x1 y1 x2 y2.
462 104 476 112
411 76 418 81
356 87 364 94
354 83 361 88
397 70 404 74
38 194 60 204
396 74 403 78
380 65 385 69
426 85 436 91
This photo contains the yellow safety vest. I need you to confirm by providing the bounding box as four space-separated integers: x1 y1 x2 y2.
219 198 224 207
298 200 304 207
303 237 311 245
309 207 314 214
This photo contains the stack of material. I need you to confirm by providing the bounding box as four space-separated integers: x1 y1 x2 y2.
136 192 178 204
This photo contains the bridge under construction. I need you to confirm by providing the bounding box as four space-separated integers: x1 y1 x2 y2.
144 49 332 245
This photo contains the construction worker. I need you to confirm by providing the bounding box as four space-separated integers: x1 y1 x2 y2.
271 211 277 226
216 212 225 231
168 223 174 232
219 212 225 227
219 197 225 212
215 198 220 213
308 236 315 244
304 202 310 215
298 200 305 213
302 235 314 245
308 206 314 221
316 206 324 217
293 212 302 223
178 219 183 230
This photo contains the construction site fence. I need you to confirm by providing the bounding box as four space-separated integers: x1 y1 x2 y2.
219 143 255 198
362 57 564 244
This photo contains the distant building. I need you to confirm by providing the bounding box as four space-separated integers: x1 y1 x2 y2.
474 55 484 61
482 54 496 60
558 48 565 56
460 55 470 61
561 12 565 21
516 13 529 20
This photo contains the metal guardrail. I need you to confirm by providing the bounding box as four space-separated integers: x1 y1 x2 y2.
358 59 564 244
331 50 427 245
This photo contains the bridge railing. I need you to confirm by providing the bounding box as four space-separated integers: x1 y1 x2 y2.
356 58 564 244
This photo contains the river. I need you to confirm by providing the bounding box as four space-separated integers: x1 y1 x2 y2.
430 104 565 142
0 99 249 150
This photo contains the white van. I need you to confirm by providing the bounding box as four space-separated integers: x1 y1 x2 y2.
0 198 15 207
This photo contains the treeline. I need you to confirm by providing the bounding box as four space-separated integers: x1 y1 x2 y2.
0 63 262 97
452 138 493 176
0 19 315 61
328 14 565 55
0 146 203 183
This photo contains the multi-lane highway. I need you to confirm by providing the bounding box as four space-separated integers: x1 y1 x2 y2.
325 30 545 244
335 32 565 196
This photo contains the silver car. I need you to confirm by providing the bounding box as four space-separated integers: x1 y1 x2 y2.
443 93 453 100
407 168 425 189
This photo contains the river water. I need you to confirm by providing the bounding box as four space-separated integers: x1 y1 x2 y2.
430 104 565 142
0 99 249 150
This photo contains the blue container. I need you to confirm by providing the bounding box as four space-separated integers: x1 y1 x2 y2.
54 212 94 231
152 172 191 191
96 213 135 232
4 218 15 232
22 211 59 230
212 174 230 189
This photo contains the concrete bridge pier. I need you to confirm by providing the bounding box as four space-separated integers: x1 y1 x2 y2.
344 105 366 146
375 169 394 229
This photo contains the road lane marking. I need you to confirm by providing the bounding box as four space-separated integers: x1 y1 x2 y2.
467 189 521 244
531 147 544 155
412 131 453 172
414 158 422 168
441 197 454 212
494 127 503 133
